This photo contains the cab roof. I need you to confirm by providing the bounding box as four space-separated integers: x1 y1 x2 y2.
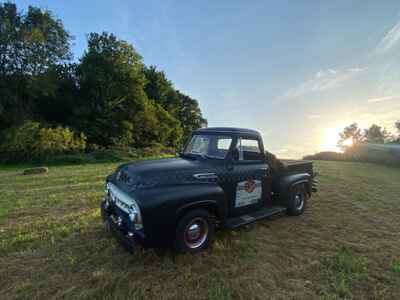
194 127 261 137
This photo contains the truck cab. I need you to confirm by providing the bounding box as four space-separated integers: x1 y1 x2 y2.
101 127 317 253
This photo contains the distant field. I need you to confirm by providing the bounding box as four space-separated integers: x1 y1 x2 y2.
0 160 399 299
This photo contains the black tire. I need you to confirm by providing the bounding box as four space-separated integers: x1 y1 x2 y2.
174 209 215 253
287 184 308 216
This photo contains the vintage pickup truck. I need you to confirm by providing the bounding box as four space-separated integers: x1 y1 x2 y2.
101 127 318 253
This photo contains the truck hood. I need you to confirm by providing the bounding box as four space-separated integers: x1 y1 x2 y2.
113 157 216 190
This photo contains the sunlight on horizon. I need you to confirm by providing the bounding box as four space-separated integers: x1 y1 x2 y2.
320 126 343 153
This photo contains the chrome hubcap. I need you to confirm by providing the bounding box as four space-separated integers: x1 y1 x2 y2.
295 194 304 210
184 217 208 249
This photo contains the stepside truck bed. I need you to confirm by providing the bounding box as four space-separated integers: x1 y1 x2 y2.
280 159 314 175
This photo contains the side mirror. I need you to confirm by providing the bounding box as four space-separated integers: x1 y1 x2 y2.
231 148 239 161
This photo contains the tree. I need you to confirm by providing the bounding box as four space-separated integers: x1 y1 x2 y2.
0 3 72 129
143 66 207 142
175 91 207 141
131 100 182 148
76 32 183 147
76 32 148 146
33 64 79 126
143 65 175 109
0 4 206 154
0 3 71 76
364 124 389 144
337 123 364 151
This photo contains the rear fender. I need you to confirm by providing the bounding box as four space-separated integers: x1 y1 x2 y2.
276 173 311 205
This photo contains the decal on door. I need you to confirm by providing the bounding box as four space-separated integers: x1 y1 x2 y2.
235 179 262 208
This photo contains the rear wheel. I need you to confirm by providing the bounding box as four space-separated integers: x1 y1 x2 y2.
174 209 215 253
287 184 308 216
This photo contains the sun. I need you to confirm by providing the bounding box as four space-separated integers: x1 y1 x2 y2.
342 138 353 147
321 127 342 152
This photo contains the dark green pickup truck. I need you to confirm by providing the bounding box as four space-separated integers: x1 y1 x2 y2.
101 127 317 253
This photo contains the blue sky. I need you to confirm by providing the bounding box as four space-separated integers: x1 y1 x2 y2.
15 0 400 157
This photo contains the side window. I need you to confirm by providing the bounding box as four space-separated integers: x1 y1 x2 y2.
189 136 210 154
217 138 231 150
237 138 263 161
208 137 232 159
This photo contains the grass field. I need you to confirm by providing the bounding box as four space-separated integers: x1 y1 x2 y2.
1 160 400 299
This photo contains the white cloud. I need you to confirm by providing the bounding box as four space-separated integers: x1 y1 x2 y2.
376 20 400 54
284 67 367 99
367 95 398 103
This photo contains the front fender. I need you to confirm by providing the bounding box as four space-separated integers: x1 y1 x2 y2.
131 183 226 247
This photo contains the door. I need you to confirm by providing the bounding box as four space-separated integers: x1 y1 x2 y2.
225 137 271 217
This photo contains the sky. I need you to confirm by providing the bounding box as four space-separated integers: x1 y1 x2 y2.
15 0 400 158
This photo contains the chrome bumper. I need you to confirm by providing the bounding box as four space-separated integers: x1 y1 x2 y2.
101 200 137 253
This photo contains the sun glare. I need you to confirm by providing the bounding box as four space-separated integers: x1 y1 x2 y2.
321 127 342 152
343 138 353 147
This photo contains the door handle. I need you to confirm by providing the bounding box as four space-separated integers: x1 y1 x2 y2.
193 173 218 180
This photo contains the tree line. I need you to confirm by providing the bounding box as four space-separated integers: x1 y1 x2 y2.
338 122 400 151
304 122 400 165
0 3 206 161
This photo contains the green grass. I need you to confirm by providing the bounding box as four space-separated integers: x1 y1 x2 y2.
322 247 368 298
1 160 400 299
392 262 400 274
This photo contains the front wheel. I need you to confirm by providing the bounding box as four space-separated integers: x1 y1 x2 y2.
287 184 308 216
174 209 215 253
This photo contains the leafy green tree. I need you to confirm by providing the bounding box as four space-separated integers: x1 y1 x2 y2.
338 123 364 151
175 91 207 141
131 100 182 147
0 3 72 129
0 3 205 157
143 66 207 143
364 124 389 144
0 4 71 75
33 64 79 126
143 66 175 109
76 32 147 146
76 32 183 148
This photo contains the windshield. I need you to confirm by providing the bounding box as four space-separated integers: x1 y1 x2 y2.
183 134 232 159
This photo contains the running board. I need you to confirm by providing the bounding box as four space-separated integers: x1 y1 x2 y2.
225 206 287 229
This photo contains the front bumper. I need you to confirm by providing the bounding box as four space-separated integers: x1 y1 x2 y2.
101 200 142 253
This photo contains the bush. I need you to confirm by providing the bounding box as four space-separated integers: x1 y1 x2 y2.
0 121 87 162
